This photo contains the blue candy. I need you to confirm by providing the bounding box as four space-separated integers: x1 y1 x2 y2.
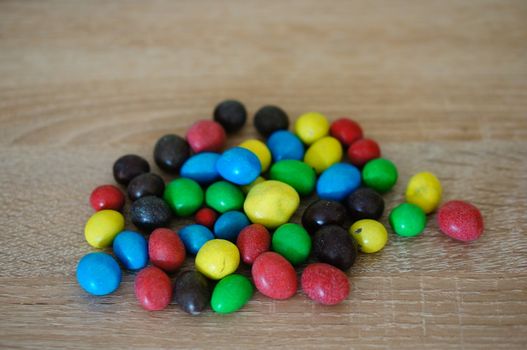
267 130 304 162
214 210 250 241
76 252 121 296
180 152 221 184
112 230 148 270
316 163 361 201
216 147 261 185
179 224 214 255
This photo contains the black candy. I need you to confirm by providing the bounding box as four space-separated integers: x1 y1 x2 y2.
153 134 190 173
130 196 172 231
346 187 385 222
174 270 211 315
213 100 247 133
127 173 165 201
312 225 358 271
113 154 150 185
301 199 347 234
253 105 289 137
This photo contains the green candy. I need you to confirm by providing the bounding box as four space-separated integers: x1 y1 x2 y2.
269 160 316 196
163 178 203 217
362 158 398 193
211 274 253 314
389 203 427 237
205 181 245 213
271 223 311 265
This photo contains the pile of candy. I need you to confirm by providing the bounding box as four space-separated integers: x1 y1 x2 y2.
77 100 484 314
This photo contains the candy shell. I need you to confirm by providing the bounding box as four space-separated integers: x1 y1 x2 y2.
252 252 297 300
84 210 125 248
134 266 172 311
113 230 148 270
437 200 484 242
76 252 121 296
148 228 186 272
236 224 271 265
301 263 350 305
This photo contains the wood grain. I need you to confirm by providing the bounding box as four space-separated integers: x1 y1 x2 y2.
0 0 526 349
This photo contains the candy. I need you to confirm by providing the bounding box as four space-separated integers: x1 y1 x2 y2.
186 120 226 153
267 130 305 162
213 99 247 133
180 152 221 184
164 178 204 217
178 224 214 255
240 176 265 194
243 180 300 229
269 159 316 196
113 154 150 185
346 187 384 221
89 184 124 212
405 172 442 214
112 230 148 270
216 147 261 185
389 203 427 237
213 211 250 241
84 210 125 248
301 199 347 234
316 163 361 201
239 139 272 172
294 112 330 145
253 105 289 137
127 173 165 201
148 228 186 272
304 136 343 174
252 252 297 300
194 207 218 229
134 266 172 311
205 181 245 213
153 134 190 173
362 158 398 193
211 274 253 314
330 118 363 146
347 138 381 167
76 252 121 296
312 225 358 271
349 219 388 253
301 263 350 305
174 270 211 315
236 224 271 265
271 223 311 265
195 239 240 280
437 200 484 242
130 196 172 231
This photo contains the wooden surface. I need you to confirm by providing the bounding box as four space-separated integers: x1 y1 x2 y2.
1 0 526 349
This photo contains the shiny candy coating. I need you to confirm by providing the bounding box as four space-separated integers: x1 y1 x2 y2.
148 228 186 272
239 139 272 172
216 147 261 186
174 270 211 315
213 99 247 133
316 163 361 201
389 203 427 237
134 266 172 311
84 210 125 248
127 173 165 201
252 252 297 300
253 105 289 137
267 130 305 162
153 134 190 173
330 118 363 146
405 172 442 214
294 112 330 145
271 223 311 265
205 181 245 213
113 154 150 185
301 263 350 305
211 274 253 314
347 138 381 167
180 152 221 185
213 211 250 241
186 120 226 153
304 136 343 174
89 184 124 212
437 200 484 242
240 176 266 194
349 219 388 253
195 239 240 280
194 207 218 229
130 196 172 232
346 187 385 221
236 224 271 265
362 158 398 193
76 252 121 296
178 224 214 255
269 159 316 196
164 178 204 217
301 199 347 234
112 230 148 270
312 225 358 271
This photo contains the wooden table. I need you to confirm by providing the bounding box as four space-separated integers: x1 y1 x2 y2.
1 1 526 349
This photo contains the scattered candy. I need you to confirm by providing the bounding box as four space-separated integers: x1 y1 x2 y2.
236 224 271 265
153 134 190 173
253 105 289 137
216 147 261 185
437 200 484 241
213 99 247 133
213 211 250 241
269 159 316 196
127 173 165 201
180 152 221 184
174 270 211 315
346 187 385 221
89 184 125 212
134 266 172 311
113 230 148 270
239 139 272 173
164 178 204 217
271 223 311 265
295 112 330 145
312 225 358 271
205 181 245 213
130 195 172 231
84 209 125 248
186 120 226 153
316 163 361 201
76 252 121 296
405 171 442 214
113 154 150 185
195 239 240 280
302 199 347 234
347 138 381 167
252 252 297 300
148 228 186 272
349 219 388 253
330 118 363 146
304 136 343 174
194 207 218 229
267 130 305 162
211 274 253 314
178 224 214 255
362 158 398 193
301 263 350 305
389 203 427 237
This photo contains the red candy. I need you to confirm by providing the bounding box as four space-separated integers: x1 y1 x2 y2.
252 252 297 300
301 263 350 305
347 138 381 167
89 184 125 211
134 266 173 311
330 118 363 146
236 224 271 265
186 120 226 153
148 228 186 272
194 207 218 229
437 200 484 242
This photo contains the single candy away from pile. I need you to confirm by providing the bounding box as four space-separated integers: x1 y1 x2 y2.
78 100 485 314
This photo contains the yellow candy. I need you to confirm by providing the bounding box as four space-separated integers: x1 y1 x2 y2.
84 210 124 248
349 219 388 253
303 136 342 174
239 139 272 172
294 112 330 145
195 239 240 280
241 176 266 194
405 172 442 214
243 180 300 229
